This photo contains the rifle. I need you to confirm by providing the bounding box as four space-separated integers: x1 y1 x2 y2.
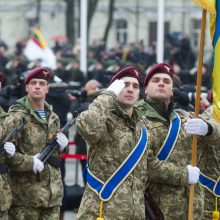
0 122 25 155
145 190 164 220
37 116 77 164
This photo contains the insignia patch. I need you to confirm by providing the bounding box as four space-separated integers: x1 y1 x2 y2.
164 65 170 73
43 70 49 77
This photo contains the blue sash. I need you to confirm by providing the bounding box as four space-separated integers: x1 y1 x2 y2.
199 172 220 197
87 126 148 201
157 111 181 161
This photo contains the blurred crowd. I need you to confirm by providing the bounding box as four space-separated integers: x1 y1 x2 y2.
0 31 214 147
0 32 213 117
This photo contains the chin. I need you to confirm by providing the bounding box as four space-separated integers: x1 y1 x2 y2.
121 102 134 108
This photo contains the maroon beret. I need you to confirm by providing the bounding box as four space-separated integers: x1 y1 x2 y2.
25 67 52 84
144 63 174 87
109 66 141 85
0 71 3 83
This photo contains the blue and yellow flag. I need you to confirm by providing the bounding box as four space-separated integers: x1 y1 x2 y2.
193 0 220 121
212 1 220 121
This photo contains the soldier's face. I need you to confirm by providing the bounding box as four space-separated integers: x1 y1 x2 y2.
117 77 140 108
26 78 49 101
145 73 173 105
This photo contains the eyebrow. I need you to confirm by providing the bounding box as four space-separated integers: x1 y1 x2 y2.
152 76 171 81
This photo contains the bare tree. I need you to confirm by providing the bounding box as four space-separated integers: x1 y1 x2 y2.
103 0 115 43
64 0 98 43
87 0 98 41
35 0 41 27
65 0 75 43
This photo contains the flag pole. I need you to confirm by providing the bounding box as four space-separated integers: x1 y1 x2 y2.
188 8 207 220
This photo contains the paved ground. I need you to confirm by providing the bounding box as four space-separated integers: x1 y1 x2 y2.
64 211 77 220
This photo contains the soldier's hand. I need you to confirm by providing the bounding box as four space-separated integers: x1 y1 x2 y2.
56 132 68 152
33 154 44 174
187 165 200 184
4 142 15 158
106 79 125 96
184 118 208 136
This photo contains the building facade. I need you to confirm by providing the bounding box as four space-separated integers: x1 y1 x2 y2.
0 0 213 60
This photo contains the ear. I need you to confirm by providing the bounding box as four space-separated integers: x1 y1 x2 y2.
46 85 49 94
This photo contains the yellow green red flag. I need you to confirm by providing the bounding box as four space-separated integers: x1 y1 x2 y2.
31 28 48 49
24 28 56 69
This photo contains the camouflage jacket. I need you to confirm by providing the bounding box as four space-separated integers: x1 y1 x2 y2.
76 91 149 220
0 107 12 211
200 106 220 219
136 100 220 220
200 106 220 180
0 96 63 208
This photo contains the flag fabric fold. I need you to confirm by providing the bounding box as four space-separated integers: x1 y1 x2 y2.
24 28 56 69
193 0 220 122
212 0 220 121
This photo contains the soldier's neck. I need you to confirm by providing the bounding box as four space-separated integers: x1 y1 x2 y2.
124 107 133 117
29 98 45 110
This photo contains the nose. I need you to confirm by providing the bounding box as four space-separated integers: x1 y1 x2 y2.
127 84 134 93
35 82 41 88
158 80 165 87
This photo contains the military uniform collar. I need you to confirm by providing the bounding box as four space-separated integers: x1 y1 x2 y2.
137 99 177 123
10 96 53 124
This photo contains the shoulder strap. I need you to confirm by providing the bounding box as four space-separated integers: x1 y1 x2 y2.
157 111 181 161
87 127 148 201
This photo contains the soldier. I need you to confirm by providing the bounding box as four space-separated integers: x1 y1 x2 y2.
199 105 220 219
1 67 68 220
0 72 16 220
76 66 150 219
136 63 220 219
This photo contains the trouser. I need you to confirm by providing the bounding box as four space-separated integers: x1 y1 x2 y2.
9 205 60 220
0 210 8 220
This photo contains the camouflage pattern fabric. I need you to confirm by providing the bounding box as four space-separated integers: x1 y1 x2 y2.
0 210 8 220
0 96 63 209
201 106 220 220
9 205 60 220
136 100 220 220
0 107 12 213
76 91 149 220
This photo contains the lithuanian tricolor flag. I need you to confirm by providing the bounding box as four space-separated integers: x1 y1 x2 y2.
193 0 220 121
24 28 56 69
31 28 48 49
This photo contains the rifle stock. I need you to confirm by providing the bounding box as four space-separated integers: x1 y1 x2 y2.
145 190 164 220
0 122 25 156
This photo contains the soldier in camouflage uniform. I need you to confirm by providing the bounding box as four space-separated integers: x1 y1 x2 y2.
76 66 150 220
0 67 68 220
0 72 16 220
199 106 220 219
136 63 220 220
